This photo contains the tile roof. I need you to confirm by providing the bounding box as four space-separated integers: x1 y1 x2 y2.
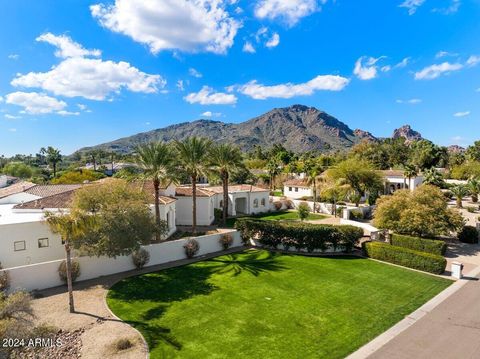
207 184 270 194
284 179 310 187
25 184 82 197
381 170 406 177
13 190 75 210
175 186 216 197
0 181 36 199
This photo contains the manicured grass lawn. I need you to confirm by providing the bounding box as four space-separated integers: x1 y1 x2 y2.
271 190 283 196
107 250 451 359
225 210 327 227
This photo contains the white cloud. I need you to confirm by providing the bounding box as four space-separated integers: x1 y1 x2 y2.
5 91 67 114
436 51 458 59
57 110 80 116
243 41 256 53
381 65 391 72
399 0 426 15
91 0 241 54
265 33 280 48
433 0 461 14
396 98 422 104
238 75 349 100
185 86 237 105
453 111 470 117
189 68 203 78
12 55 163 101
254 0 322 26
414 62 463 80
201 111 221 117
176 80 185 91
36 33 101 58
353 56 384 80
8 54 19 60
394 57 410 68
466 55 480 67
4 114 22 119
0 96 3 103
8 128 17 132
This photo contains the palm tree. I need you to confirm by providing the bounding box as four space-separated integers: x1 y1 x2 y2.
467 177 480 203
423 167 444 187
45 211 96 313
266 157 281 191
136 142 178 240
175 137 212 233
304 159 323 213
209 144 244 225
451 184 469 208
403 165 417 190
41 146 62 177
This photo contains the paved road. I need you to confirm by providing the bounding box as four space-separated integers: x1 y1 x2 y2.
369 273 480 359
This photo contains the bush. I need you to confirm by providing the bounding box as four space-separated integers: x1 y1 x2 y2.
115 338 134 351
362 241 447 274
350 209 364 221
235 219 363 253
273 201 283 211
458 226 479 244
184 239 200 258
219 233 234 250
132 248 150 269
390 234 447 256
0 263 10 293
466 206 477 213
214 208 223 224
297 202 310 221
58 260 80 284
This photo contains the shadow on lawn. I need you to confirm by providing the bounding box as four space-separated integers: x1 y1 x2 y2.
108 250 286 352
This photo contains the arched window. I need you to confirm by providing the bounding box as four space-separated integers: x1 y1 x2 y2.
261 198 266 206
253 199 259 208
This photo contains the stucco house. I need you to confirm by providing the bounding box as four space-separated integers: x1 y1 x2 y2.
283 179 313 199
382 170 424 194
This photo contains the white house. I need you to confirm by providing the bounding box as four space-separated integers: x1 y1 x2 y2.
174 187 217 226
382 170 424 194
283 179 313 199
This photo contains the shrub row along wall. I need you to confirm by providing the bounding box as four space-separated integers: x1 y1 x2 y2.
235 219 364 253
6 230 242 292
362 241 447 274
390 234 447 256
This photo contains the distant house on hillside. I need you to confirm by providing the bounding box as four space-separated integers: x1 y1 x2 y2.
283 179 313 199
382 170 423 194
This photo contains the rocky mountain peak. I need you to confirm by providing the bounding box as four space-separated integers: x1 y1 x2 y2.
392 125 422 141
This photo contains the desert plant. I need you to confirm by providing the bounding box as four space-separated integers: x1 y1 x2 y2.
451 184 469 208
297 202 310 221
219 233 234 250
132 248 150 269
184 239 200 258
466 206 477 213
58 259 80 284
458 226 479 244
0 263 9 293
468 177 480 203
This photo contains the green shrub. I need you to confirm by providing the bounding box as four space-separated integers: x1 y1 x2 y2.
235 219 363 253
458 226 479 244
183 239 200 258
390 234 447 256
214 208 223 224
297 202 310 221
219 233 234 250
0 263 9 293
466 206 477 213
132 248 150 269
350 209 364 221
362 241 446 274
58 260 80 284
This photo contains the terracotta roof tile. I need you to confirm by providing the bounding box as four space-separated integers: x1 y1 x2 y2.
25 184 82 197
175 187 216 197
284 179 310 187
207 185 269 194
13 190 75 210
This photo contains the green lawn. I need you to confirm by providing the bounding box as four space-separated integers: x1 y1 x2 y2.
107 250 451 359
225 210 327 227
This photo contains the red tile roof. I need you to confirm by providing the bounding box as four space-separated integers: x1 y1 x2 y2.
175 187 216 197
207 185 269 194
13 190 75 210
284 179 310 187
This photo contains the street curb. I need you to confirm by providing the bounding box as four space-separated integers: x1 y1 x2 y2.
346 265 480 359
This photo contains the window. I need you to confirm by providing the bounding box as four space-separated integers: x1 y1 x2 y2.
253 199 259 208
288 187 292 191
295 187 298 192
14 241 26 251
261 198 266 206
38 238 49 248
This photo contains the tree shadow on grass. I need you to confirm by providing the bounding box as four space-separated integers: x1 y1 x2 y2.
208 251 287 277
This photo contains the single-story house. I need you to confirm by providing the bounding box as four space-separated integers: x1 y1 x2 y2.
283 179 313 199
382 170 423 194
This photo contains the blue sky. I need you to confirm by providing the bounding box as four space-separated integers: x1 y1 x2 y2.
1 0 479 156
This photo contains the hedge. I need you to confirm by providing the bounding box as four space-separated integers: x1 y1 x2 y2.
390 234 447 256
234 219 363 253
362 241 447 274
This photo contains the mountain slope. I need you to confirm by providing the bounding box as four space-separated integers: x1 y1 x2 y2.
75 105 376 154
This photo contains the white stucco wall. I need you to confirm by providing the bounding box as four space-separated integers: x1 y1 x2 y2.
283 185 312 199
175 196 215 226
149 202 177 237
6 230 243 292
0 221 64 268
248 192 270 214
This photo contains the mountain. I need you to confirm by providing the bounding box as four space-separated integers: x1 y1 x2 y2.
392 125 423 142
75 105 377 155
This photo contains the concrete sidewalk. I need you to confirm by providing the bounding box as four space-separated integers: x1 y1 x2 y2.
368 271 480 359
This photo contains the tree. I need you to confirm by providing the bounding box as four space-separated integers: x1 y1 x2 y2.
319 177 350 217
373 185 464 237
297 202 310 221
51 169 105 184
209 144 244 225
409 140 443 170
466 140 480 162
175 137 212 233
266 157 282 191
45 211 96 313
451 185 469 208
422 167 444 187
403 165 417 189
304 158 323 213
1 162 34 178
41 146 62 177
325 159 383 206
467 178 480 203
136 142 178 239
450 162 480 180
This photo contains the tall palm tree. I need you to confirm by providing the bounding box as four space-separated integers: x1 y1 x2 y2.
304 159 323 213
41 146 62 177
45 211 96 313
423 167 444 187
403 165 417 190
266 157 281 191
467 177 480 203
136 142 178 240
209 144 244 225
451 184 469 208
175 137 212 233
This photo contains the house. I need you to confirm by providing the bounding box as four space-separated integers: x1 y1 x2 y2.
382 170 423 194
174 187 217 226
283 179 313 199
